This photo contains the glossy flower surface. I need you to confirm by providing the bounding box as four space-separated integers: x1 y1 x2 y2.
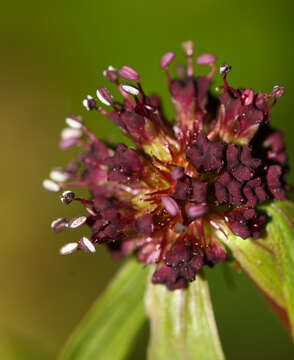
44 41 288 289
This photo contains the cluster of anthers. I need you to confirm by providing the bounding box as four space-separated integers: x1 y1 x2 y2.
44 41 288 290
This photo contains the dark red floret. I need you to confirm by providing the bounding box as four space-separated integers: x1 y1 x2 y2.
186 132 225 173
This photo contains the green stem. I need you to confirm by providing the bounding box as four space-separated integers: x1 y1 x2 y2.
145 271 225 360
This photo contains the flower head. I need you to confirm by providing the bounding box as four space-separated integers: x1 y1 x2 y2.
44 41 288 290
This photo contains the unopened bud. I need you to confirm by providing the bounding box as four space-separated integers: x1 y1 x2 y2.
241 89 254 106
161 196 180 217
185 203 209 220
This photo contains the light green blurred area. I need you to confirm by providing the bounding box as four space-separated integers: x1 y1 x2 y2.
1 0 294 358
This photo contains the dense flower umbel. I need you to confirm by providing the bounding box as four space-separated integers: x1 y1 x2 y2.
44 41 288 290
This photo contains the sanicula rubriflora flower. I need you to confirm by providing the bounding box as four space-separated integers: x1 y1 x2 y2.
44 40 288 291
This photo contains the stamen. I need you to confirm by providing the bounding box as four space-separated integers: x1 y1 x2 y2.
42 179 60 192
182 40 194 76
219 62 231 91
65 115 83 129
83 95 97 111
121 83 140 96
67 215 87 229
59 138 81 150
118 84 136 111
196 53 216 65
271 85 285 99
59 242 78 255
118 65 139 82
60 190 75 204
96 87 113 106
80 237 96 253
160 51 175 69
61 127 82 140
182 40 194 57
103 66 119 83
51 218 68 232
196 53 216 79
161 196 180 216
50 168 69 183
219 62 231 76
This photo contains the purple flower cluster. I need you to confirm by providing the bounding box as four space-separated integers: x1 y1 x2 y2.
44 41 288 289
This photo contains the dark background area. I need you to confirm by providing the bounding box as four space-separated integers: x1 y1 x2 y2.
1 0 294 358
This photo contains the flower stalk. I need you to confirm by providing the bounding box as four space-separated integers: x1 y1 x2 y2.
145 270 225 360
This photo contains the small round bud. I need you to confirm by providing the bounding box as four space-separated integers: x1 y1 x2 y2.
51 218 68 233
59 242 78 255
220 62 231 76
161 196 180 217
103 66 119 82
118 66 139 81
68 215 87 229
196 53 216 65
80 237 96 253
171 167 185 180
60 190 75 204
96 87 113 106
83 95 96 111
160 51 175 69
61 127 82 140
42 179 60 192
272 85 285 99
121 83 140 96
50 168 68 183
182 40 194 57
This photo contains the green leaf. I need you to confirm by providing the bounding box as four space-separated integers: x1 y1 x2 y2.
59 258 149 360
214 199 294 339
214 221 285 310
145 271 225 360
263 200 294 338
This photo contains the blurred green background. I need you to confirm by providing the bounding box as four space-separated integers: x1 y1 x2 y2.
1 0 294 358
